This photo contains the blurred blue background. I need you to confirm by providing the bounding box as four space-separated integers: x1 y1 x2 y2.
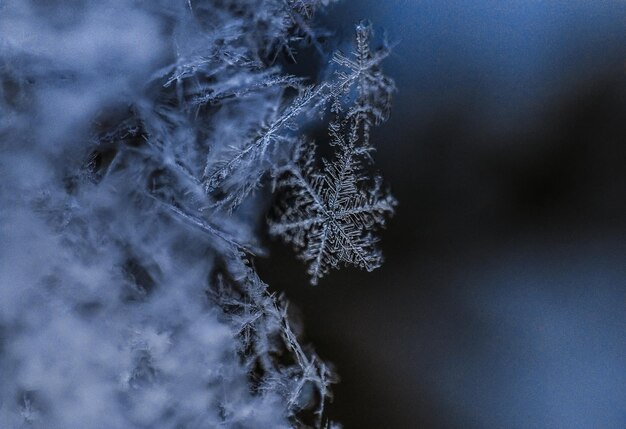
260 1 626 427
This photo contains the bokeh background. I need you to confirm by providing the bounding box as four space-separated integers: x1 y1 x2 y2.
258 1 626 427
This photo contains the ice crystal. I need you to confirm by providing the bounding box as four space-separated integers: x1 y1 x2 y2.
204 21 395 211
209 254 337 426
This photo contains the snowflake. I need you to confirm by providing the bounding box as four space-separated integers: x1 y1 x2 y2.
269 120 396 284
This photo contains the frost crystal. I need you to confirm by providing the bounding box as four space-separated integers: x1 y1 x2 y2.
209 255 337 426
204 21 395 211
